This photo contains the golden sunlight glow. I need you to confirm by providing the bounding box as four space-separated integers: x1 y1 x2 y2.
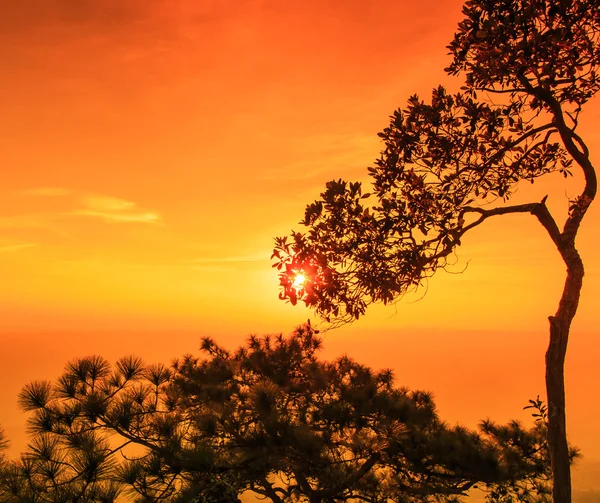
1 0 600 484
292 273 307 289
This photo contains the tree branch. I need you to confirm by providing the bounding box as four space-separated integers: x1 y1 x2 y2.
515 74 597 245
318 454 379 499
480 123 556 173
254 479 285 503
462 199 562 247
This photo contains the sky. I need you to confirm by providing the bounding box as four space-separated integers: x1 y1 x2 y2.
1 0 600 499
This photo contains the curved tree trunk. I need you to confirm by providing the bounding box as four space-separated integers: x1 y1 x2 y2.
546 247 584 503
528 85 596 503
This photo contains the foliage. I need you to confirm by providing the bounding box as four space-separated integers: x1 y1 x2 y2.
273 2 598 501
482 398 579 503
272 0 598 323
273 84 570 322
0 324 553 502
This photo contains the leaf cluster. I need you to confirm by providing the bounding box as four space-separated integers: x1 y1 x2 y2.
447 0 600 108
273 0 598 325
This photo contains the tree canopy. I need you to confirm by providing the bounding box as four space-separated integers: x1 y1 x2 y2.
273 0 598 323
272 1 598 502
0 324 555 503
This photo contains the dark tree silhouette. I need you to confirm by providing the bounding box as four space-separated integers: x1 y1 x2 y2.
273 2 599 502
0 423 122 502
1 325 555 502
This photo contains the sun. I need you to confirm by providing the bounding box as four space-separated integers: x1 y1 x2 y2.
292 272 307 289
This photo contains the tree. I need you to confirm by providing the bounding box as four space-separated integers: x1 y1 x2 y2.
2 324 551 502
3 354 239 503
0 423 123 502
272 1 599 502
482 397 579 503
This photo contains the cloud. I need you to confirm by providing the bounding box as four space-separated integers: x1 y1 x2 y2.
75 209 162 224
187 252 269 272
189 253 267 264
190 265 232 273
5 190 162 232
257 132 379 181
73 195 162 224
82 196 136 212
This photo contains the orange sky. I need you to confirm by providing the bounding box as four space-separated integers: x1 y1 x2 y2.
1 0 600 498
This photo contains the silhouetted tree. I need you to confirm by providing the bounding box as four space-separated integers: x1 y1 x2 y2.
2 325 553 502
0 428 7 460
482 398 578 503
0 423 122 502
273 2 598 501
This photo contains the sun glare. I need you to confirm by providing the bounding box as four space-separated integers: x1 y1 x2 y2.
292 273 307 289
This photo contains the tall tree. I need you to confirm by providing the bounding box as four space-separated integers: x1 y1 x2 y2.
273 2 599 502
2 325 552 502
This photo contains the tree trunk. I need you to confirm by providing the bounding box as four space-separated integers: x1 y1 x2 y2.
546 319 571 503
546 248 584 503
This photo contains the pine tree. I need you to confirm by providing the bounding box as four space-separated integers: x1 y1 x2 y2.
2 324 553 502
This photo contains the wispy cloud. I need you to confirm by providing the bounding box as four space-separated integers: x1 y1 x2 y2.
257 132 379 181
14 189 162 225
187 252 269 272
190 265 233 273
2 190 163 240
73 195 162 224
75 210 162 224
82 196 137 212
189 253 267 264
